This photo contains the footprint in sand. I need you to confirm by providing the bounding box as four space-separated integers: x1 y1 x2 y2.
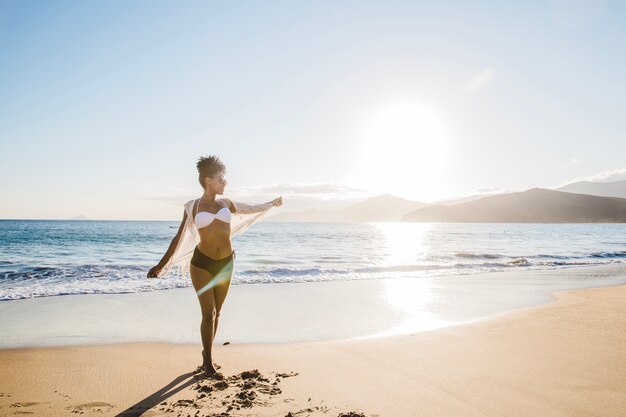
66 401 115 413
9 402 42 415
10 402 41 408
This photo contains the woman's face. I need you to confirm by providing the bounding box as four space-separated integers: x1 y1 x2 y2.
210 172 227 195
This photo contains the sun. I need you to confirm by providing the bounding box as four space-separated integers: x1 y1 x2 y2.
358 101 451 202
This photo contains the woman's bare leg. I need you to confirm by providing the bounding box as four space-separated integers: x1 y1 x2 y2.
190 265 218 373
213 274 232 338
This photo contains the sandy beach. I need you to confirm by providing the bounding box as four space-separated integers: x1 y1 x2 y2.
4 0 626 415
1 272 625 417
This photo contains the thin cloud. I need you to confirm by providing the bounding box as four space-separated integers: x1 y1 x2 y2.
557 167 626 187
474 186 504 194
564 155 580 168
256 182 365 195
136 194 195 202
465 67 495 93
134 182 367 206
229 183 367 212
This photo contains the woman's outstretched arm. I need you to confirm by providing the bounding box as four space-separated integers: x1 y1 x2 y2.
222 196 282 214
147 210 187 278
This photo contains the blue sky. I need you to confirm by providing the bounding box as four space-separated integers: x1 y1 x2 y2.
1 0 625 219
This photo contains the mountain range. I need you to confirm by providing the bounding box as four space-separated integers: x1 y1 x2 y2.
267 180 626 223
557 180 626 199
403 188 626 223
268 194 425 222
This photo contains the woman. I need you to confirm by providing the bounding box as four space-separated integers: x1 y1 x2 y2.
147 155 282 375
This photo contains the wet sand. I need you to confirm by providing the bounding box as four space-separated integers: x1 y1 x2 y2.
2 264 626 348
1 281 625 416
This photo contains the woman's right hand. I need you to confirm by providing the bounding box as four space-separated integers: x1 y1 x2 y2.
147 265 163 278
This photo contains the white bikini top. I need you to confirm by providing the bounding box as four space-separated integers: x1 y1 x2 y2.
193 199 232 229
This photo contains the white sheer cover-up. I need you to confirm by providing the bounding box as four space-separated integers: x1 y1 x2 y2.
161 199 274 278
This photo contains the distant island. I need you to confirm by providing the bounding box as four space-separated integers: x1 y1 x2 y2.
402 188 626 223
69 215 91 221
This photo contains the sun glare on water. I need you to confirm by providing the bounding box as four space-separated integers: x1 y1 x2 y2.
359 101 451 201
359 223 450 337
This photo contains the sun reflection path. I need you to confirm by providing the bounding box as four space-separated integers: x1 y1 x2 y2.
374 222 433 268
368 223 450 337
374 277 450 338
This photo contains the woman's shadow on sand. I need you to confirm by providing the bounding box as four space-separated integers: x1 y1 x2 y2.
114 371 197 417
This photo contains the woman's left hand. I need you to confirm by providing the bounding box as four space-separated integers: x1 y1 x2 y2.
273 196 283 207
147 264 163 278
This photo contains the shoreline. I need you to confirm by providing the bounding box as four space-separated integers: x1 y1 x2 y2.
2 276 623 353
1 263 625 349
1 280 625 416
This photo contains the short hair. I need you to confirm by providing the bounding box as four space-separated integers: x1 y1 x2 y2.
196 155 226 188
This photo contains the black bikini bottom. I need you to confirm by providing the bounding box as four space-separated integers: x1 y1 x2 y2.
191 247 235 276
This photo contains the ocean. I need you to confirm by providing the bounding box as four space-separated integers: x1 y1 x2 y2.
1 220 625 301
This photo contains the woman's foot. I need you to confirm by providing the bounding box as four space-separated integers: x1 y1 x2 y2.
193 363 221 376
